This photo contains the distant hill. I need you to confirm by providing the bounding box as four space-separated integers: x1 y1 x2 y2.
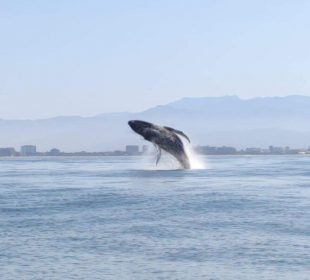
1 95 310 152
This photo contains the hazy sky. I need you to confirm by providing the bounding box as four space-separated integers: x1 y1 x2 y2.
1 0 310 119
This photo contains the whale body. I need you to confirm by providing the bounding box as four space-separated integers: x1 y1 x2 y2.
128 120 191 169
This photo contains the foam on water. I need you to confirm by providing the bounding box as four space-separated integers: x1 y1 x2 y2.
141 138 207 170
180 136 206 169
141 147 180 170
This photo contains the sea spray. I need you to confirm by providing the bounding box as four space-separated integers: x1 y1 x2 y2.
142 140 207 170
180 136 206 169
141 146 181 170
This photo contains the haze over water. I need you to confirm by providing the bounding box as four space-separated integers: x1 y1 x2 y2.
0 156 309 280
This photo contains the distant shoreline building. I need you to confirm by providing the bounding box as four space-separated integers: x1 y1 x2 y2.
0 144 310 157
196 146 237 155
0 147 16 157
125 145 140 155
47 148 61 156
20 145 37 156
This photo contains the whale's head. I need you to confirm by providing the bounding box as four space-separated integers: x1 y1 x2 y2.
128 120 152 134
128 120 159 141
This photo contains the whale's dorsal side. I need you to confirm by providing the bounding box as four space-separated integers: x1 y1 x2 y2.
164 126 191 143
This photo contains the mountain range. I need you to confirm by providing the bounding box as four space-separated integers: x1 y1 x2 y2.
1 95 310 151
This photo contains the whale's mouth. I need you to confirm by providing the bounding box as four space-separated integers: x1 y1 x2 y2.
128 120 153 135
128 120 138 132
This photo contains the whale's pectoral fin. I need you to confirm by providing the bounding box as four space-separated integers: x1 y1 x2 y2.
164 126 190 143
155 145 162 165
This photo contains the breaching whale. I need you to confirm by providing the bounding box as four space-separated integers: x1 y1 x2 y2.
128 120 191 169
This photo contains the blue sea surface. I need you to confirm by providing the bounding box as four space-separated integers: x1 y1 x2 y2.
0 156 309 280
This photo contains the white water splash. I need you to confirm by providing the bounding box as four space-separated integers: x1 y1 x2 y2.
142 138 207 170
180 137 206 169
141 147 180 170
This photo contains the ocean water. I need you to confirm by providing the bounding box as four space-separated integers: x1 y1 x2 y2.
0 155 309 280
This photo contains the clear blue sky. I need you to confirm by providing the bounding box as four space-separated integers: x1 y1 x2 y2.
1 0 309 119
